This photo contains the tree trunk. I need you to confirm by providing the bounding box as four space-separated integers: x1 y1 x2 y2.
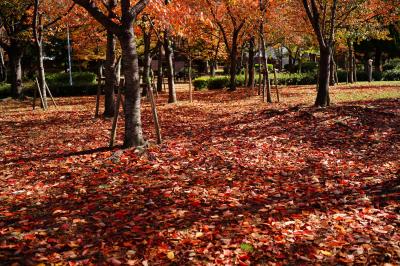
189 57 193 103
315 46 331 107
260 30 272 103
118 27 145 148
164 31 176 103
103 30 116 117
374 46 382 73
35 40 48 109
157 41 163 93
248 36 255 87
142 30 152 97
348 40 354 83
210 61 216 77
0 48 6 82
329 52 336 86
228 31 239 91
9 45 24 99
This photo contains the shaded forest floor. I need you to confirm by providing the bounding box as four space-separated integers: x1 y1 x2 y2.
1 84 399 265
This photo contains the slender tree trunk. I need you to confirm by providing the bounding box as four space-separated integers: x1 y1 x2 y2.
348 40 354 83
248 36 255 87
315 46 331 107
189 57 193 103
329 52 336 86
9 46 24 99
118 27 145 148
164 31 176 103
103 30 116 117
35 41 47 109
157 41 163 93
260 29 272 103
0 48 6 82
353 54 357 82
142 30 152 97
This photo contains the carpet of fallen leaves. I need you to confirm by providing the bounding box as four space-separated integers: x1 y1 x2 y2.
0 84 399 265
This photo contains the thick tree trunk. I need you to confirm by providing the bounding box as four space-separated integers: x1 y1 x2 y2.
228 31 240 91
210 61 216 77
9 46 24 99
118 27 145 148
164 31 176 103
374 46 382 73
103 30 116 117
157 41 163 93
315 46 331 107
248 36 255 87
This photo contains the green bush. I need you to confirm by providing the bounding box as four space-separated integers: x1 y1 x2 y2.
193 77 208 90
382 69 400 81
383 58 400 71
208 76 229 89
300 61 318 73
0 82 10 99
255 64 273 72
45 72 97 96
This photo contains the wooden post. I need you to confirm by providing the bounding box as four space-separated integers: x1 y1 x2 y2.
35 78 46 110
109 80 123 148
95 74 101 117
274 69 280 103
45 82 57 108
147 84 162 144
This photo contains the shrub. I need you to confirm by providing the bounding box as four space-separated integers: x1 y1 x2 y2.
255 63 273 72
193 77 208 90
208 76 229 89
382 69 400 81
383 58 400 71
45 72 97 96
0 82 10 99
300 61 318 73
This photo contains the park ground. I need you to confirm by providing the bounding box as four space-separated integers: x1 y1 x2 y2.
0 83 399 265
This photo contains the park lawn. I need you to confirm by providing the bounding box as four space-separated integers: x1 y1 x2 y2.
0 84 399 265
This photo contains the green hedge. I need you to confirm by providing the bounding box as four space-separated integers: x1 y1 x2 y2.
383 58 400 71
0 82 10 99
382 69 400 81
193 77 208 90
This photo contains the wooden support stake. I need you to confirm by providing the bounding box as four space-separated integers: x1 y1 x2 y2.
95 75 102 118
45 82 57 108
147 83 162 144
35 78 46 110
109 80 123 148
274 69 280 103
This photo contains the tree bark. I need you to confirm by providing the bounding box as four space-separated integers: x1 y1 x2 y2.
119 27 145 148
315 46 331 107
228 30 240 91
142 29 152 97
0 48 6 82
164 31 176 103
260 28 272 103
374 46 382 73
9 45 24 99
348 40 354 83
103 30 116 117
248 36 255 87
157 41 163 93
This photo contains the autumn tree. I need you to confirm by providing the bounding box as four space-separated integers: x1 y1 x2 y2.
202 0 257 91
0 1 32 99
73 0 150 148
